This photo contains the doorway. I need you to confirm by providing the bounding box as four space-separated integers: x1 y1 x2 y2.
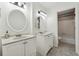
58 8 75 49
48 8 78 56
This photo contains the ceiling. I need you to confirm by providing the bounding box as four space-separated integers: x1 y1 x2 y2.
38 2 79 12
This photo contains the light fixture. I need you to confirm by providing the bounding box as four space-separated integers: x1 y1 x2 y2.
40 11 47 17
10 2 15 4
37 10 47 19
9 2 26 9
18 2 22 7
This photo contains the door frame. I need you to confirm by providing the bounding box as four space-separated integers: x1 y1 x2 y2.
57 8 76 50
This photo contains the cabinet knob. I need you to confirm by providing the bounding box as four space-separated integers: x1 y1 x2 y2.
23 42 28 44
48 36 50 37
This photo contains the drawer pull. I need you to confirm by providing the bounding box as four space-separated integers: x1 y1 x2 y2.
23 42 28 44
47 36 50 37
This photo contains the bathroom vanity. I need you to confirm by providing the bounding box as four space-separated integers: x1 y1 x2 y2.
0 35 36 56
36 32 54 56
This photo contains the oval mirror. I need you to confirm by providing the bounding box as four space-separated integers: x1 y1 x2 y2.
7 10 27 32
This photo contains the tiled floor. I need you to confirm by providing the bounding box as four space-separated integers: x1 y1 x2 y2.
47 42 78 56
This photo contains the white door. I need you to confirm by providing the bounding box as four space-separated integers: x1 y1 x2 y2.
24 38 36 56
2 41 24 56
75 5 79 54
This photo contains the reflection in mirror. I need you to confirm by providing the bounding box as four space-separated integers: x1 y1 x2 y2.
9 2 26 9
37 17 40 29
37 10 47 33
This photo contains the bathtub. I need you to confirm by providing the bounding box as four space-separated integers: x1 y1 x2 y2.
58 36 75 45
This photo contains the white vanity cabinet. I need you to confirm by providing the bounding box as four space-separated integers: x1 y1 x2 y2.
36 33 54 56
24 39 36 56
2 40 24 56
45 34 54 48
36 35 49 56
2 36 36 56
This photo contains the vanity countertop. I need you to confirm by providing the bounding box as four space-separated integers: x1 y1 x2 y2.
1 35 36 45
37 32 54 36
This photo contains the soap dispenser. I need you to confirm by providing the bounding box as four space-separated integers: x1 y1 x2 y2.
5 30 10 39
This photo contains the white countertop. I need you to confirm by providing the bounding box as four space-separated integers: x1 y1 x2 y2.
37 32 54 36
1 35 35 45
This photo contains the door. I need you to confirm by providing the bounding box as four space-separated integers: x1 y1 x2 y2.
75 5 79 54
2 41 24 56
24 38 36 56
58 8 75 44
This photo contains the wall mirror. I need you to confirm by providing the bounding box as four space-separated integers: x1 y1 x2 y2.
7 10 27 32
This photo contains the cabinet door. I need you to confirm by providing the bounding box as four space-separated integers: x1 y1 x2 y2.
2 41 24 56
24 38 36 56
49 36 54 47
45 35 54 48
75 5 79 54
